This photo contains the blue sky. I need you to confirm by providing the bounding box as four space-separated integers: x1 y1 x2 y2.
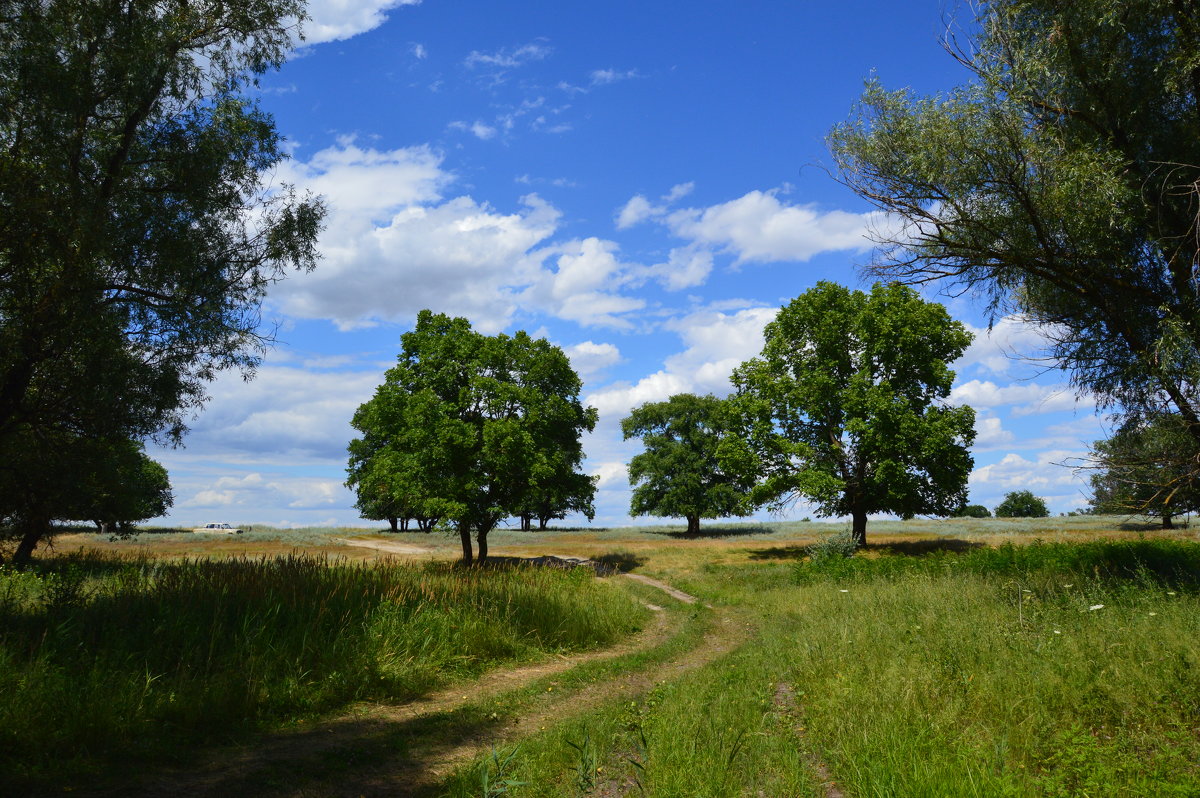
151 0 1105 528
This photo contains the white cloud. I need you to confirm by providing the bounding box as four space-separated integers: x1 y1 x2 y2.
465 42 552 69
302 0 421 45
272 142 568 332
522 238 646 328
663 182 694 202
174 364 383 464
449 120 498 140
585 305 776 419
179 473 347 512
970 451 1081 492
643 246 713 291
957 315 1058 376
591 461 629 489
664 190 880 264
973 415 1014 448
411 42 427 59
590 68 638 85
565 341 623 381
616 195 656 229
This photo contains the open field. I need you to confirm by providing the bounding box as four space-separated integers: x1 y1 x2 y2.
4 516 1200 796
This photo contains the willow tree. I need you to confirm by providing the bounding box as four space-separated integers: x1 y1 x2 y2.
0 0 324 563
830 0 1200 443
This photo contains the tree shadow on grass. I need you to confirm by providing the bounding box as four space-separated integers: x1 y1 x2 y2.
869 539 986 556
658 524 774 539
747 538 985 562
57 702 510 798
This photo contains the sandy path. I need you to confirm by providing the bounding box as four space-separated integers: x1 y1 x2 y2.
336 537 436 557
86 570 740 798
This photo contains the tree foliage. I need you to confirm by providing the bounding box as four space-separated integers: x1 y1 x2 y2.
725 282 976 545
0 0 324 563
1089 413 1200 528
347 311 597 563
953 504 992 519
0 435 172 555
829 1 1200 443
995 490 1049 518
622 393 753 535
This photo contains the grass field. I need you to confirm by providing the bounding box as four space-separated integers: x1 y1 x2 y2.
5 516 1200 796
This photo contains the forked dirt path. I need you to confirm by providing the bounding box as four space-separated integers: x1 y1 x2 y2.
91 569 748 798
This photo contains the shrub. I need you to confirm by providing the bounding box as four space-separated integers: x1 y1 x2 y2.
953 504 991 518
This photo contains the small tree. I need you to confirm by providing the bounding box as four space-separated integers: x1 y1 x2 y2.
725 282 976 546
347 311 597 563
622 393 754 535
1089 414 1200 528
994 491 1049 518
953 504 992 519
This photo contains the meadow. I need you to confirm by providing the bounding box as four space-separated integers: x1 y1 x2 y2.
4 516 1199 796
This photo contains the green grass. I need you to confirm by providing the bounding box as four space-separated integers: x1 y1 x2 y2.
435 537 1200 797
0 552 648 788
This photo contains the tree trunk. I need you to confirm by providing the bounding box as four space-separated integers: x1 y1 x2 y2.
458 521 473 565
388 517 398 532
1163 513 1175 529
538 516 550 530
12 518 47 569
519 513 531 531
476 528 489 562
686 514 700 536
851 508 868 547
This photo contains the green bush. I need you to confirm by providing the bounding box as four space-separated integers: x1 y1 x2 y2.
995 490 1049 518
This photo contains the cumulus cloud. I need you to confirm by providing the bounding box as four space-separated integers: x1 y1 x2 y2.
970 451 1081 493
585 305 775 420
565 341 623 381
617 185 881 268
664 190 881 264
973 415 1014 449
949 379 1087 414
271 141 569 331
302 0 421 46
174 364 383 465
521 238 646 328
957 315 1059 376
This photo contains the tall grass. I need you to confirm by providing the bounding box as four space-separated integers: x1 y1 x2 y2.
0 553 646 784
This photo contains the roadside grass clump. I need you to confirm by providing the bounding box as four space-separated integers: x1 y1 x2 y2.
0 552 646 786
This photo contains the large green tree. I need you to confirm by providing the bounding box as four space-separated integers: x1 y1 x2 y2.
0 0 324 563
725 282 976 545
1089 413 1200 528
622 393 753 535
347 311 597 563
829 0 1200 445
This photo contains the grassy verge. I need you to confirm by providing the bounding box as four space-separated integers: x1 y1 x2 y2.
0 552 647 788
